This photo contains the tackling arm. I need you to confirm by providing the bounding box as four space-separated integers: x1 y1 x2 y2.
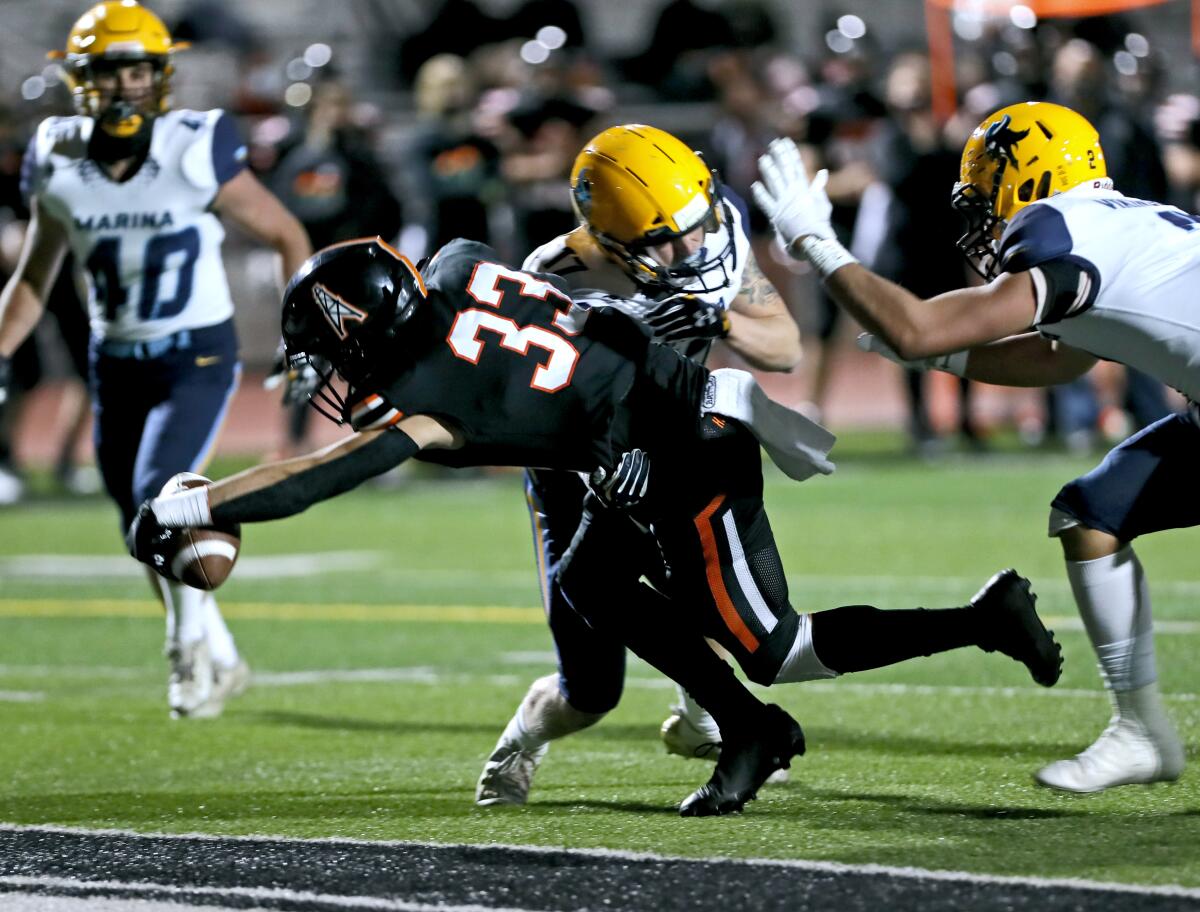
824 266 1038 359
212 169 312 284
724 254 802 371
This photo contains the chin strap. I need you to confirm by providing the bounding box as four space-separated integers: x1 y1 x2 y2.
88 115 154 165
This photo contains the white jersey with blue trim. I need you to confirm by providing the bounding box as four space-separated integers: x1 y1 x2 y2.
24 108 248 343
997 184 1200 401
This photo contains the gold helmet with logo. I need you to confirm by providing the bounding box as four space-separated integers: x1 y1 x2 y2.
952 101 1108 277
50 1 186 141
570 124 735 290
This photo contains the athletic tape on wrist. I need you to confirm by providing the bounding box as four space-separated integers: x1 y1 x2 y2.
152 486 212 528
931 350 970 377
798 236 858 279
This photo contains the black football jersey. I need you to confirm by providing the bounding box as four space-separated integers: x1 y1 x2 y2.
351 239 660 473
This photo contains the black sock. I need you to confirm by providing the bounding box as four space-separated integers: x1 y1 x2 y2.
811 604 980 674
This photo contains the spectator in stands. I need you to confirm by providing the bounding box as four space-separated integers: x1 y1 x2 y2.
265 76 402 456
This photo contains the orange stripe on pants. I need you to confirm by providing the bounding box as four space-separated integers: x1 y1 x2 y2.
694 494 759 653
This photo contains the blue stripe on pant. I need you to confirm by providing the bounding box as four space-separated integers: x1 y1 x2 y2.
90 320 240 532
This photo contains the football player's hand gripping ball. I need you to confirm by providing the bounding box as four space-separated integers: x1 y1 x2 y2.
752 138 835 250
588 448 651 510
126 500 182 580
641 293 730 345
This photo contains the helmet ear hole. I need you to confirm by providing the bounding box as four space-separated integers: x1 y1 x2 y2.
1036 170 1052 200
1017 178 1035 203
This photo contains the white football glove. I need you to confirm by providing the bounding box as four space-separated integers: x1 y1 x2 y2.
856 333 970 377
752 138 835 249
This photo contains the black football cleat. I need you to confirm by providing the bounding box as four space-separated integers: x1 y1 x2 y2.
678 704 805 817
970 569 1063 687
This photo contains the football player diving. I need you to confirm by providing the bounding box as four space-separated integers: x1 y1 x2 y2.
0 2 311 718
477 124 804 807
753 100 1195 794
128 234 1063 816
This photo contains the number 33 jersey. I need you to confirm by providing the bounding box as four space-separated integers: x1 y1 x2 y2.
997 185 1200 401
22 109 247 343
347 238 683 474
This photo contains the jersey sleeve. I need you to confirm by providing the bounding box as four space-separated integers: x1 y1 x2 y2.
179 109 248 191
210 111 248 185
998 202 1101 326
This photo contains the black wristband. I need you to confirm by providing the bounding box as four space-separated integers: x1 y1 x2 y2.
213 429 420 524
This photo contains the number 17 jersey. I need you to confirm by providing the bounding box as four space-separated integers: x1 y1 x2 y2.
23 109 248 343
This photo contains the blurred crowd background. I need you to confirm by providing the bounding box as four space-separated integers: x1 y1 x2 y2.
1 0 1198 498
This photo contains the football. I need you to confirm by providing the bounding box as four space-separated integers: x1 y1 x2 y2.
162 475 242 591
171 524 241 590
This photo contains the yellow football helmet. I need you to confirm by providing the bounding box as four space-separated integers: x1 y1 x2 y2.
570 124 734 290
50 1 185 140
952 101 1108 277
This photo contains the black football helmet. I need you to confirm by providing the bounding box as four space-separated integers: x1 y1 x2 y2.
281 237 429 424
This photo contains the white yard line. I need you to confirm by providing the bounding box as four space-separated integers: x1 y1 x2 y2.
0 661 1194 703
0 552 384 579
4 554 1200 600
0 690 43 702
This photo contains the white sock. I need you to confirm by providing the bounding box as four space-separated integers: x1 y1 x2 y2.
675 684 722 741
203 593 239 668
160 579 208 647
1064 545 1157 694
500 674 604 751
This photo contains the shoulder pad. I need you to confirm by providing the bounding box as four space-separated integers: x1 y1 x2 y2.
719 186 752 239
997 202 1074 274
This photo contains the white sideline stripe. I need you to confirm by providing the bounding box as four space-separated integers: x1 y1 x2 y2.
2 824 1199 901
0 690 43 702
0 876 527 912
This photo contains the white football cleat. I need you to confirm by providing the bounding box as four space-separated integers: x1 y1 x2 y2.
1035 717 1184 793
167 641 250 719
167 638 214 719
475 739 549 806
661 708 722 760
661 708 789 783
213 657 252 703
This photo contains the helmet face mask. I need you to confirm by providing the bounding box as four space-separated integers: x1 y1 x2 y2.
281 238 429 425
952 102 1109 279
53 3 182 153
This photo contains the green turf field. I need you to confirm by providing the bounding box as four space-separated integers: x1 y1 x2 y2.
1 446 1197 888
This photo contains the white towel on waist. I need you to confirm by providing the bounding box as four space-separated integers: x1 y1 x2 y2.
701 368 836 481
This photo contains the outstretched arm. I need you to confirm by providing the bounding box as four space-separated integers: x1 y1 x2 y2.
149 414 460 527
753 137 1037 359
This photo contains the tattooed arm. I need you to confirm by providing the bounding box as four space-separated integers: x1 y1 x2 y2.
723 252 802 371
